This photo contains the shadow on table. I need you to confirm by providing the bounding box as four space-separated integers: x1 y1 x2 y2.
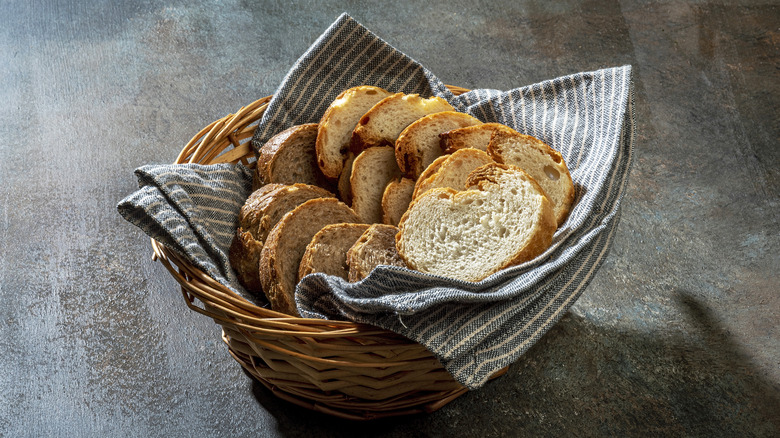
249 289 780 437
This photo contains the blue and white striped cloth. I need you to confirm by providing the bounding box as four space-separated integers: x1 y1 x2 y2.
118 13 634 389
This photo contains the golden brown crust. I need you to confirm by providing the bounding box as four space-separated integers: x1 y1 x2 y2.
439 123 512 154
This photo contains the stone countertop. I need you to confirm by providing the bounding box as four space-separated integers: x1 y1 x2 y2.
1 1 777 436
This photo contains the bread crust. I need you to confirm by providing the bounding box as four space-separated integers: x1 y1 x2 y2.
346 224 405 282
439 123 513 154
254 123 335 192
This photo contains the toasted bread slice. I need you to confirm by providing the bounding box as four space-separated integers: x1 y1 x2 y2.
412 148 494 200
346 224 406 282
259 198 361 315
395 111 483 179
298 223 370 281
381 177 415 226
254 124 335 192
316 86 393 179
396 163 556 282
350 93 454 154
229 183 334 293
349 146 401 223
439 123 513 154
487 128 574 226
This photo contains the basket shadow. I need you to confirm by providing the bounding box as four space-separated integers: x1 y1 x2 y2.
245 289 780 436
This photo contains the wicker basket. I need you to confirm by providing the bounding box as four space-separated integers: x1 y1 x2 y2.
150 85 506 420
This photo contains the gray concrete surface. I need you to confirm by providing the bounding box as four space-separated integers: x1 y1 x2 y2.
1 0 778 436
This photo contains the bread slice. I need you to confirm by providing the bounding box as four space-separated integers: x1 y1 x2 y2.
259 198 361 315
229 183 334 293
395 111 483 179
349 146 401 223
396 163 556 282
412 148 494 200
439 123 513 154
381 177 415 226
350 93 454 154
298 223 370 281
487 128 574 226
337 152 355 205
346 224 406 282
253 123 335 192
316 86 393 179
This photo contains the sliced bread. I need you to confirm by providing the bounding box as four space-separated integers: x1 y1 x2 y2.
316 86 393 179
439 123 513 154
346 224 406 282
349 146 401 223
396 163 556 282
259 198 361 316
411 148 494 200
487 128 574 226
229 183 334 293
298 223 370 281
395 111 483 179
350 93 454 154
381 177 415 226
337 152 355 206
253 123 335 192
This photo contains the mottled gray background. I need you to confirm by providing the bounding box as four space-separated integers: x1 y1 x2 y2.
1 1 778 436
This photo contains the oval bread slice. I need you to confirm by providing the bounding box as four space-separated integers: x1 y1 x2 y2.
411 148 494 200
349 146 401 223
259 198 361 315
350 93 454 154
316 86 393 179
347 224 406 282
396 163 556 282
254 123 334 192
381 177 415 226
298 223 370 281
487 128 574 226
395 111 483 179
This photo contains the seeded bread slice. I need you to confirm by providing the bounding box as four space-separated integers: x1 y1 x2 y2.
381 177 415 226
439 123 513 154
346 224 406 282
229 183 334 293
396 163 556 282
316 86 393 179
298 223 370 281
395 111 483 179
259 198 361 315
350 93 454 154
253 123 335 192
412 148 494 200
487 128 575 226
349 146 401 224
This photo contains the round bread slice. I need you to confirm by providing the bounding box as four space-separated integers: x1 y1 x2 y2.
298 223 370 281
397 163 556 282
316 86 393 179
347 224 406 282
411 148 494 200
487 128 574 226
229 183 334 293
349 146 401 224
259 198 361 316
253 123 335 192
350 93 454 154
439 123 513 154
395 111 483 179
381 177 415 226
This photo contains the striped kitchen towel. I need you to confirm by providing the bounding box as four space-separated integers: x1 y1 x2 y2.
118 13 634 389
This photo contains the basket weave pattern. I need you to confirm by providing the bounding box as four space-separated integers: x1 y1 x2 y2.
150 86 508 420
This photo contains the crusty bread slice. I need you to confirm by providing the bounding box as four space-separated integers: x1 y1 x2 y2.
439 123 513 154
346 224 406 282
337 152 355 205
396 163 556 282
259 198 361 315
298 223 370 281
253 123 335 192
412 148 494 200
350 93 454 154
229 183 334 293
381 177 415 226
487 128 574 226
395 111 482 179
349 146 401 223
316 86 393 179
416 153 448 185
